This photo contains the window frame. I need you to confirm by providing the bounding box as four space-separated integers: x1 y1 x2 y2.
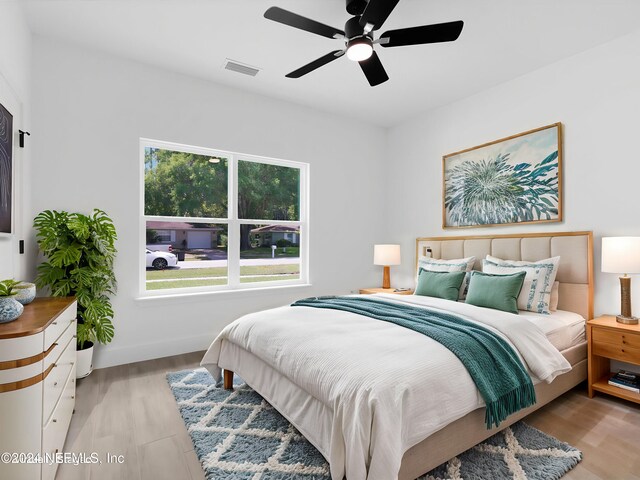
139 138 309 297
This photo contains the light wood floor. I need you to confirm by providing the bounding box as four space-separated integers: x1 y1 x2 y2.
57 352 640 480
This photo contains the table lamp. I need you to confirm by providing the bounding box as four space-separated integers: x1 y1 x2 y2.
374 244 401 289
602 237 640 324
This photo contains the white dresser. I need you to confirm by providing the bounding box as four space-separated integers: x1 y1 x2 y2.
0 297 77 480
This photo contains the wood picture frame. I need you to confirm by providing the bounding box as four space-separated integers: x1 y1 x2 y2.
442 123 563 229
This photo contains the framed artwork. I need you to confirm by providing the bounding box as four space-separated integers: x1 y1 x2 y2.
0 101 13 234
443 123 562 229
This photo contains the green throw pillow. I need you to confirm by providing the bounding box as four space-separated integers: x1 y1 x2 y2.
465 271 526 314
414 269 466 301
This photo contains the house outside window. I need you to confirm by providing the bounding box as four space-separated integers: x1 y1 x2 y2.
141 139 308 295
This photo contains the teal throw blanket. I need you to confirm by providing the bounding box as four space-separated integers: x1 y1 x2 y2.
291 296 536 428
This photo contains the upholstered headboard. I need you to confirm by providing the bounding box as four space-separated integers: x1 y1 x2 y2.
415 231 594 320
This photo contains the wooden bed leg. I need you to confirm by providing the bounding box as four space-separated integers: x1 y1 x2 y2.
223 369 234 390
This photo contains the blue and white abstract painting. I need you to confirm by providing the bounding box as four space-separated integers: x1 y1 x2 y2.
443 123 562 228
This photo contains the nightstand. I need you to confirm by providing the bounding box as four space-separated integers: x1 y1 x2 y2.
359 288 414 295
587 315 640 404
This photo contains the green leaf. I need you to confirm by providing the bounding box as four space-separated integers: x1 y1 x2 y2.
51 278 76 297
67 216 91 241
49 243 82 268
35 263 66 290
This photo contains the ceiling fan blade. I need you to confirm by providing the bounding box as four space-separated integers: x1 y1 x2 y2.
380 20 464 48
265 7 345 39
359 51 389 86
286 50 345 78
359 0 400 30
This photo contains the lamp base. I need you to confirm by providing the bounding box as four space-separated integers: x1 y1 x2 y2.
382 266 390 290
616 315 639 325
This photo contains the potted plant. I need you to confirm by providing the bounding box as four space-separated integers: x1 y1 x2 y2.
0 279 23 323
33 209 117 378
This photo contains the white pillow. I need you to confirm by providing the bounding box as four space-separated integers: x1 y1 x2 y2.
482 255 560 314
416 256 475 299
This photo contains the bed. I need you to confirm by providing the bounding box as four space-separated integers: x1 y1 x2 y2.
201 231 593 480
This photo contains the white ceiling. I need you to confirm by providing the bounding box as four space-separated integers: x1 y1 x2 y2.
23 0 640 127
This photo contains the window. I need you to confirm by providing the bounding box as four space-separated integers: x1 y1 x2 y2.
153 230 175 244
141 139 308 295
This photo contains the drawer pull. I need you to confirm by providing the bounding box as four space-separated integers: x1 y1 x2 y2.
52 321 58 325
53 382 58 386
71 395 75 399
52 419 57 423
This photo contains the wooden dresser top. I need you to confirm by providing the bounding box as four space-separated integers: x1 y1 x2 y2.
0 297 76 339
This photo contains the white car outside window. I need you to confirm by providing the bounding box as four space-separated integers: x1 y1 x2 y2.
146 249 178 270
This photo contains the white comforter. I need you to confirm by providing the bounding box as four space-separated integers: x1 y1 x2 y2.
201 294 571 480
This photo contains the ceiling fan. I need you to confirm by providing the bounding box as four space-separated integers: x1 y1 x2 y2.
264 0 464 87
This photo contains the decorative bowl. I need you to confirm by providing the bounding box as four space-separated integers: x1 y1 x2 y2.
0 297 24 323
14 282 36 305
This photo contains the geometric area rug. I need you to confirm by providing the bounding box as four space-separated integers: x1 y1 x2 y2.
167 368 582 480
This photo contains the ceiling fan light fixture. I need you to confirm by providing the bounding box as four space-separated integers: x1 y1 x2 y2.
346 37 373 61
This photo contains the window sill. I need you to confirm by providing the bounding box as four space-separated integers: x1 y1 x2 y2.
134 282 313 306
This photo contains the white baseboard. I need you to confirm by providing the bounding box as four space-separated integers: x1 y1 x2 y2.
92 334 212 369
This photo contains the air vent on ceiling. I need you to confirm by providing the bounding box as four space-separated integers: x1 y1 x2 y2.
224 59 260 77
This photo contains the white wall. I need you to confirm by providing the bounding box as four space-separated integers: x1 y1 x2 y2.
31 37 387 368
0 2 32 280
386 29 640 318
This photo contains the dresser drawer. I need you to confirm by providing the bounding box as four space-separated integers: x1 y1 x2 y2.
43 333 76 426
43 302 77 352
592 327 640 349
42 363 76 480
0 332 44 363
43 318 75 372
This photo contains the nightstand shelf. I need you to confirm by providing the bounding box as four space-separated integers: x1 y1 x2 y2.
587 315 640 404
591 374 640 404
359 288 414 295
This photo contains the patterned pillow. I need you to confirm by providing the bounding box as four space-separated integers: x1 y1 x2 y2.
482 255 561 314
416 256 475 299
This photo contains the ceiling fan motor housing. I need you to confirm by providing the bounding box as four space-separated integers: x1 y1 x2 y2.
346 0 367 16
345 15 371 41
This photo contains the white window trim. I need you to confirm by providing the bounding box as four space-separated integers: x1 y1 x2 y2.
139 138 310 298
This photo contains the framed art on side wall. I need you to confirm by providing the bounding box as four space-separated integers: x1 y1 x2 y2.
0 101 13 235
443 123 563 229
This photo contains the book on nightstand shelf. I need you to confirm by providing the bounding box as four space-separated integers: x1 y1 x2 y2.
608 370 640 393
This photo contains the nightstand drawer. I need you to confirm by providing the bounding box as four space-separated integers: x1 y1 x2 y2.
592 341 640 363
592 327 640 349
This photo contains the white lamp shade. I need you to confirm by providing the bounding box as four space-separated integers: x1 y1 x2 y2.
602 237 640 273
374 244 401 266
